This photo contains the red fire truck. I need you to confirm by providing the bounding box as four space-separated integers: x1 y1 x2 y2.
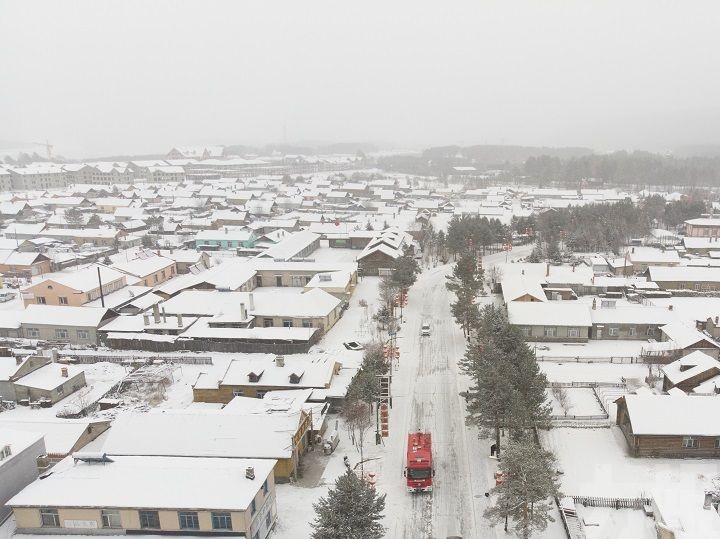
404 432 434 492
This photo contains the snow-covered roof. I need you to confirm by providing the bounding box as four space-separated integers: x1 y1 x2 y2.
20 305 114 328
24 265 126 293
648 265 720 283
14 362 84 390
218 355 337 389
663 351 720 386
255 230 319 261
103 411 298 460
111 254 175 278
685 217 720 227
0 418 106 455
507 302 592 327
0 427 44 460
8 454 273 511
622 394 720 436
660 321 720 350
501 277 547 303
161 288 340 319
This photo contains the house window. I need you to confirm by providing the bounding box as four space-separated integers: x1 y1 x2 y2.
256 276 263 287
256 390 267 399
76 330 90 340
55 328 69 339
58 297 68 305
233 388 244 397
211 512 232 530
101 510 122 529
250 499 257 515
57 386 65 396
283 319 293 328
647 327 655 336
265 510 272 529
608 327 619 337
302 319 313 328
291 275 303 287
161 270 166 279
153 274 158 283
40 508 60 527
568 327 579 338
178 511 199 530
682 436 698 449
139 510 160 529
26 327 40 338
262 479 269 495
275 275 283 287
715 437 720 449
36 296 47 304
628 327 636 337
520 327 531 337
543 327 556 338
263 318 273 327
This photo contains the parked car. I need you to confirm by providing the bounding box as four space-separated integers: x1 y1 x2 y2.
421 323 431 336
343 341 364 351
0 291 16 302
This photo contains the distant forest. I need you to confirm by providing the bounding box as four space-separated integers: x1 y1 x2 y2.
378 145 720 188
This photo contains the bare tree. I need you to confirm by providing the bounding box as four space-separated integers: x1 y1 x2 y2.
551 386 572 416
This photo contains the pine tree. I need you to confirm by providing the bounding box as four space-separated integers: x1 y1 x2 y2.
484 437 561 538
460 306 551 456
446 252 484 337
64 207 84 227
87 213 102 227
311 470 386 539
391 246 420 292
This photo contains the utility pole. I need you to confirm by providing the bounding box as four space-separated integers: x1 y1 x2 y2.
97 267 105 307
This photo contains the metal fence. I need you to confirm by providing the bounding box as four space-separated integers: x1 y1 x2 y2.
58 352 212 365
572 496 650 509
548 382 625 388
537 355 638 364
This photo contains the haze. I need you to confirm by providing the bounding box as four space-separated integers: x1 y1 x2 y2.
1 0 720 158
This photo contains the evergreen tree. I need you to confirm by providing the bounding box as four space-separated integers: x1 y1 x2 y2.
446 252 484 338
311 470 386 539
87 213 102 227
64 207 84 227
460 306 551 456
484 437 561 538
391 246 420 292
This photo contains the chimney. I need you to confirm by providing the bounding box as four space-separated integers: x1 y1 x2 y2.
240 303 247 320
572 265 575 272
704 492 713 510
61 366 68 378
631 247 635 253
592 298 597 310
546 263 550 277
245 467 255 480
715 316 718 325
521 269 525 275
275 355 285 367
177 314 183 328
248 292 255 311
152 303 161 324
143 313 150 326
15 356 22 365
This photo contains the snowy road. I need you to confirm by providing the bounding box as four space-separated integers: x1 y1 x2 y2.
381 259 499 539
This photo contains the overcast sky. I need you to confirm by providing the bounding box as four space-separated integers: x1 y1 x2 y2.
1 0 720 158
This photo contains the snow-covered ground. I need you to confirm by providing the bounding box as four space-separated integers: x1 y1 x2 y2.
546 387 605 416
542 427 720 499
